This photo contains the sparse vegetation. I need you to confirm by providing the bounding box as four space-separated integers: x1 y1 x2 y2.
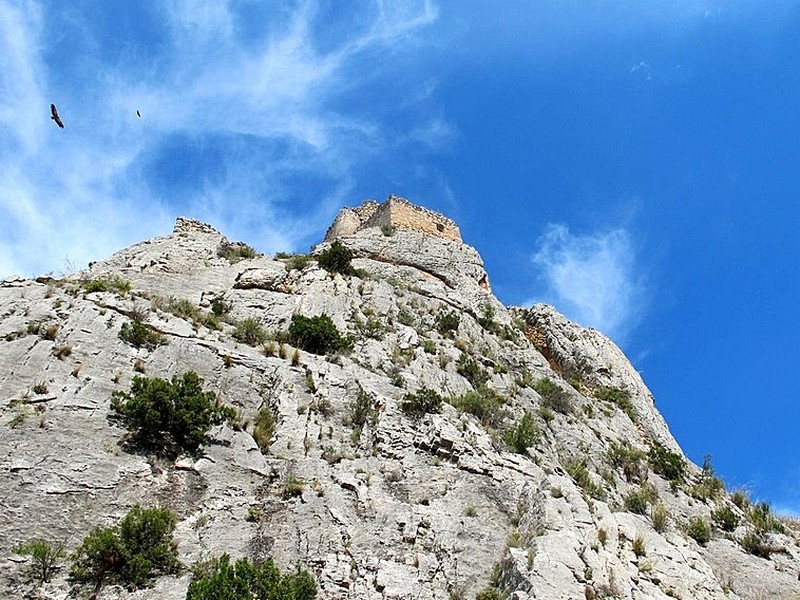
712 505 739 532
210 295 232 317
285 254 313 271
70 505 180 590
504 412 539 454
456 353 489 389
347 386 379 431
691 454 726 501
83 275 132 295
111 372 237 454
624 485 655 515
435 310 460 337
400 387 443 418
686 516 711 546
233 317 268 346
447 389 503 427
186 553 316 600
533 378 573 415
648 442 687 486
252 406 276 452
119 319 163 350
565 459 606 500
14 538 66 583
218 241 257 262
632 534 647 557
606 440 647 483
595 385 637 420
651 503 670 533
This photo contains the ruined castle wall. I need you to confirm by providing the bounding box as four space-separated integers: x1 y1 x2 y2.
326 196 461 243
364 197 462 242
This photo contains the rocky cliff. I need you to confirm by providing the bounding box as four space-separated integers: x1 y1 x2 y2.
1 203 798 599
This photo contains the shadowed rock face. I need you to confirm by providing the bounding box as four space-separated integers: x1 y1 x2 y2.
1 205 798 600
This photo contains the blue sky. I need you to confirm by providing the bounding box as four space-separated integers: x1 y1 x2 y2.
2 0 799 512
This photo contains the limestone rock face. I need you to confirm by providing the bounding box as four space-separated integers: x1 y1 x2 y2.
1 202 797 600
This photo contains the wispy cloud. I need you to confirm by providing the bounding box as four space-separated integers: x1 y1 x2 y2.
529 224 647 343
0 0 440 279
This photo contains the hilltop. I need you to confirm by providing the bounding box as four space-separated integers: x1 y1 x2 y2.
1 197 797 599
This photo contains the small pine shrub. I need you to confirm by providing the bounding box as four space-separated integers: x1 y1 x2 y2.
595 385 637 420
435 310 460 337
317 241 355 276
288 314 352 355
712 505 740 532
648 442 687 486
186 553 316 600
111 372 236 454
624 486 653 515
504 412 539 454
348 387 379 431
565 459 607 500
14 538 66 583
448 390 502 426
606 440 647 483
400 387 443 418
534 378 573 415
748 501 784 534
686 516 711 546
210 295 232 317
70 506 180 590
740 530 775 558
119 319 163 350
456 353 489 389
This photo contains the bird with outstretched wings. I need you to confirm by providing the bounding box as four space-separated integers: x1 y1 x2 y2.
50 103 64 128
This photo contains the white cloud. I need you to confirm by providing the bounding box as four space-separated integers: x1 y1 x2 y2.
529 224 647 342
0 0 440 279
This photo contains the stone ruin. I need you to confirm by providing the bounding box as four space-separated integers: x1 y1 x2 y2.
323 195 462 243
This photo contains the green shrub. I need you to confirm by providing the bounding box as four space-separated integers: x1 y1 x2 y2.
218 242 257 262
317 241 354 276
348 387 379 430
253 407 276 452
285 254 312 271
748 501 784 534
632 535 647 558
14 538 66 583
686 516 711 546
565 459 606 500
712 505 740 532
624 486 654 515
534 378 573 415
233 318 268 346
83 275 131 295
186 553 316 600
456 353 489 389
119 319 163 350
210 295 232 317
595 386 637 420
651 503 670 533
740 530 775 558
70 506 180 589
606 440 647 483
648 442 687 485
692 454 726 501
111 372 236 454
448 390 502 426
400 387 443 418
504 412 539 454
435 310 460 337
288 314 352 355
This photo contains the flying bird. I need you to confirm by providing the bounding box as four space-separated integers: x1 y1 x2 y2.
136 110 141 118
50 104 64 128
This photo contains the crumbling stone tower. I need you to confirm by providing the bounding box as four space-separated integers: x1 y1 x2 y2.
324 195 462 243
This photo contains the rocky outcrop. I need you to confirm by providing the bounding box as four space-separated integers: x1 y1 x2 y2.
1 201 796 599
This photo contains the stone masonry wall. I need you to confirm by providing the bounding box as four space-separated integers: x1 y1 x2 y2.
324 196 461 243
